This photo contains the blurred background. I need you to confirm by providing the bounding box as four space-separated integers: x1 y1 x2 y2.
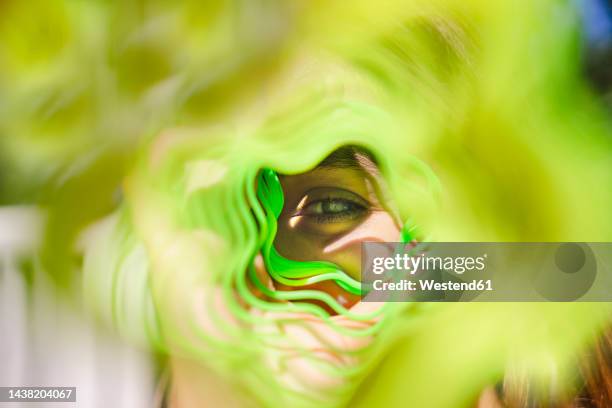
1 0 611 407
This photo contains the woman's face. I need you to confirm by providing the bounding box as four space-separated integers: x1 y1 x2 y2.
272 147 401 311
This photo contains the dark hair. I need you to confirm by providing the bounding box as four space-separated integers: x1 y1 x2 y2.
500 327 612 408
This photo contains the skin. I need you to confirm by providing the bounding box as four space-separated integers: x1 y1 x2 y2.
272 148 402 312
260 148 503 407
168 148 398 407
167 148 501 407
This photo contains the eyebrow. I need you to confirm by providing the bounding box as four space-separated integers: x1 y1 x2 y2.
316 146 379 173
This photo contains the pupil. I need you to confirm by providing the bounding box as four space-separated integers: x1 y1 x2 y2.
324 200 348 213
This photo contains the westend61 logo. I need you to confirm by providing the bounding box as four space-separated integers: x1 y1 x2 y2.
361 242 609 302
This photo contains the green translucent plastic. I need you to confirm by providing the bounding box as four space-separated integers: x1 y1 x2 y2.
51 1 612 407
256 168 364 296
255 168 419 299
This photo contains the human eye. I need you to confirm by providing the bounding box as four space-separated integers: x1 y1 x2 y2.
293 187 370 232
300 197 367 222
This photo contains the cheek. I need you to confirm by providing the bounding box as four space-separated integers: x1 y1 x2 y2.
270 211 400 313
320 211 401 276
275 211 400 262
273 216 323 261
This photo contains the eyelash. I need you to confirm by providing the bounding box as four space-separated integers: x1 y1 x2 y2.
300 197 368 223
